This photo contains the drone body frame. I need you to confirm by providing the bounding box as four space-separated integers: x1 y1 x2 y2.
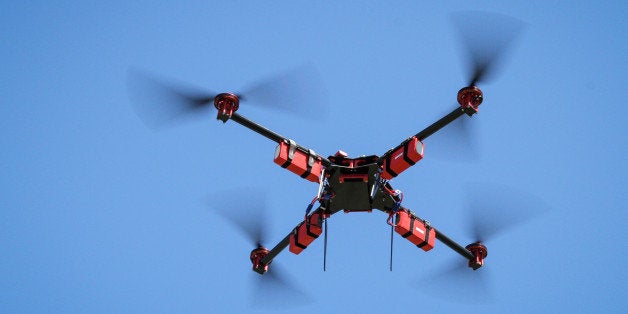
215 87 487 274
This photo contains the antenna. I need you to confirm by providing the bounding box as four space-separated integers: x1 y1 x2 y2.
323 218 328 271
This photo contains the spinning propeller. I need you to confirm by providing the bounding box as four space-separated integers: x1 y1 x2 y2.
453 11 526 87
432 11 525 161
127 65 327 128
420 183 549 302
207 188 310 308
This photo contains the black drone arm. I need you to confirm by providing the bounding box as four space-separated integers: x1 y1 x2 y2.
433 227 475 260
436 226 487 270
379 86 483 169
230 113 286 144
376 107 467 180
253 206 327 273
258 233 290 269
229 113 331 167
414 107 467 142
380 107 465 162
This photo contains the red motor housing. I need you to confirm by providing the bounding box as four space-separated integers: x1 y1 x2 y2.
214 93 240 122
250 246 270 274
466 242 488 270
457 86 483 116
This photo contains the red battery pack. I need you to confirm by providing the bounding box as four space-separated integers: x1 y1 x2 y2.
274 140 323 183
381 136 424 180
289 213 323 255
394 209 435 251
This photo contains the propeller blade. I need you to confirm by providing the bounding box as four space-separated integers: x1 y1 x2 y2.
207 188 311 308
465 183 549 243
419 258 494 303
251 262 312 309
206 187 268 246
241 64 328 118
452 11 526 86
427 107 479 162
127 68 216 128
417 184 548 300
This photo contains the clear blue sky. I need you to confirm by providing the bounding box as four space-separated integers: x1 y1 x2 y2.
2 1 626 313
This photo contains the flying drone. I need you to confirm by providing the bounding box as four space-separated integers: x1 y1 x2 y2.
129 12 526 281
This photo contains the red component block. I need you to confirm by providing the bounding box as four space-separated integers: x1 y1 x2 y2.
381 137 424 180
394 209 435 251
274 140 323 183
289 213 323 255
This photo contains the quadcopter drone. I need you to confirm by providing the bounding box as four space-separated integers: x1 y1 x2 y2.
129 12 525 280
215 84 488 274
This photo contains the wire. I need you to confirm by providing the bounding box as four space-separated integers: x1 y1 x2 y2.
389 224 394 271
386 190 404 226
323 218 328 271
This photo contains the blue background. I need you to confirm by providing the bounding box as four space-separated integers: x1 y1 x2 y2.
2 1 626 313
